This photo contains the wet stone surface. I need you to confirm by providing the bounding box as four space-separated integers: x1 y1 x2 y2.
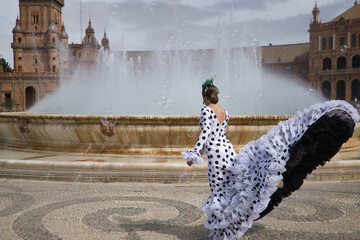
0 179 359 240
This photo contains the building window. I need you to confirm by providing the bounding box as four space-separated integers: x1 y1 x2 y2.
352 34 356 47
18 37 22 43
352 55 360 68
52 57 56 61
352 79 360 101
336 80 346 100
35 68 38 72
52 37 56 43
322 37 326 50
52 66 56 72
322 58 332 71
35 58 38 64
322 81 331 100
329 37 333 50
18 66 22 72
18 57 22 61
339 37 345 48
32 15 39 24
337 56 346 70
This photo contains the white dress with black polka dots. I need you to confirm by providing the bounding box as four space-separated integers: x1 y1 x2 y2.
182 100 359 240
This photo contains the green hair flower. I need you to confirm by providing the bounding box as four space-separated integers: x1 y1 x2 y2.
202 76 219 95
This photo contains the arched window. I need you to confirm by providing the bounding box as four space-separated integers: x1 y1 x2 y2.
25 86 36 110
322 58 331 71
52 37 56 43
337 57 346 70
352 55 360 68
18 37 22 43
322 37 326 50
336 80 346 100
322 81 331 100
352 79 360 101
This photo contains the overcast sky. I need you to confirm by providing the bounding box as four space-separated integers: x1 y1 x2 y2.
0 0 356 67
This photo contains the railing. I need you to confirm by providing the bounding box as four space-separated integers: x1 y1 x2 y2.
11 43 56 49
318 68 360 75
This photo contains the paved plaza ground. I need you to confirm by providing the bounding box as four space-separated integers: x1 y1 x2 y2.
0 179 359 240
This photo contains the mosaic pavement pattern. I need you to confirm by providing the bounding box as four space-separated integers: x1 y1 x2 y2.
0 179 359 240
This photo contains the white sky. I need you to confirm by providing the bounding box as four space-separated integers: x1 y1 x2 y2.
0 0 356 67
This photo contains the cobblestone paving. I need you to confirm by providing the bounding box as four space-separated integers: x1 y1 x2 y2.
0 179 359 240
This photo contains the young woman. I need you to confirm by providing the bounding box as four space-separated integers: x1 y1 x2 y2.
182 77 359 240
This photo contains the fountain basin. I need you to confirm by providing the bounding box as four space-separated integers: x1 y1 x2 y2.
0 113 359 155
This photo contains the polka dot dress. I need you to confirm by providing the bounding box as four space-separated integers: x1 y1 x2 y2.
182 101 359 240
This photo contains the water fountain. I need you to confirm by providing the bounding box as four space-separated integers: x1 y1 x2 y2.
0 3 359 155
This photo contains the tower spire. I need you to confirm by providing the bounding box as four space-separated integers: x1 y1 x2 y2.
312 0 320 24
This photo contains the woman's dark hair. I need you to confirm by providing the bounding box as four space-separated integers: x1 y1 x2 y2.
204 86 219 104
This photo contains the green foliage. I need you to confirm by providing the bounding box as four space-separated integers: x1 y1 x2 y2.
1 98 14 111
0 58 13 72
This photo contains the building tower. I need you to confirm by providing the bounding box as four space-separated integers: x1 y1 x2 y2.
312 1 320 24
78 18 100 67
11 0 67 73
101 29 110 50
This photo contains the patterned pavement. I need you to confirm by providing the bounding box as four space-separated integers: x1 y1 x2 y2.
0 179 359 240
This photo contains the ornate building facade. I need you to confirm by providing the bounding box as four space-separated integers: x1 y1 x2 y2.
256 1 360 109
1 1 360 112
0 0 109 111
308 1 360 104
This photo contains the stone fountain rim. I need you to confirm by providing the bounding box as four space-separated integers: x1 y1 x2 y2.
0 112 294 125
0 112 293 120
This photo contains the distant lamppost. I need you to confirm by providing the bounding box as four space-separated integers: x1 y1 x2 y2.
315 69 319 92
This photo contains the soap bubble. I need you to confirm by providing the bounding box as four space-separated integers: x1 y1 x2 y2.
250 38 259 47
255 93 263 101
155 95 174 109
148 1 158 13
222 94 231 103
179 170 188 178
109 2 121 16
340 45 348 52
73 173 82 182
167 35 175 43
162 80 171 88
44 72 56 82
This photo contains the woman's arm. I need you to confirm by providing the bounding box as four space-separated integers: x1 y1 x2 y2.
181 107 211 165
193 107 211 153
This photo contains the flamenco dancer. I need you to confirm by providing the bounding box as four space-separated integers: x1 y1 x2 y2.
182 77 359 240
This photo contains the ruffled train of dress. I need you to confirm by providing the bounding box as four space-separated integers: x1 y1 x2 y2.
201 100 359 240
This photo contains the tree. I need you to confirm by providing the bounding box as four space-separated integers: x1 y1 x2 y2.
0 58 13 72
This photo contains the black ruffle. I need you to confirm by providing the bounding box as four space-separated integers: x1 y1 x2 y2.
257 111 355 219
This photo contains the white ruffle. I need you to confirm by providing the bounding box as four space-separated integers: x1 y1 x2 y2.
203 100 359 240
181 150 205 165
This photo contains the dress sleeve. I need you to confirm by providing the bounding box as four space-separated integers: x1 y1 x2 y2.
181 107 211 165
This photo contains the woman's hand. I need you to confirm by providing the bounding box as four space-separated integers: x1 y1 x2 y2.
187 161 193 166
